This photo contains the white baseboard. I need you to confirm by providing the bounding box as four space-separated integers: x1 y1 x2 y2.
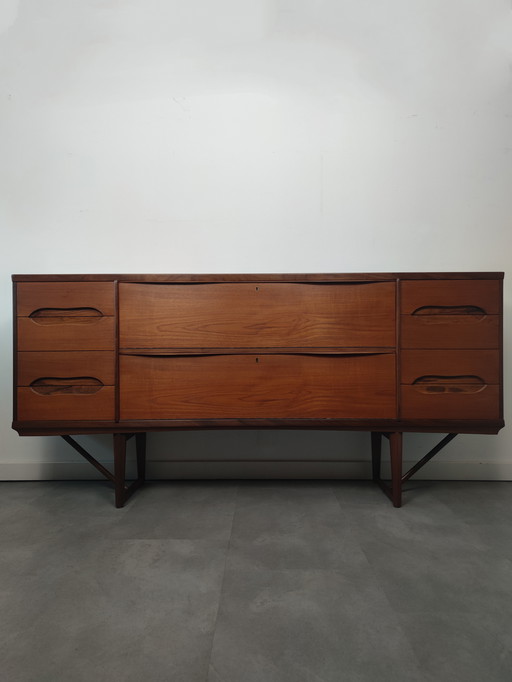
1 459 512 481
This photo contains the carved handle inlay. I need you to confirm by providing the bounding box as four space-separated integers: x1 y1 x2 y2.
412 305 486 317
29 308 103 325
412 375 486 394
30 377 104 395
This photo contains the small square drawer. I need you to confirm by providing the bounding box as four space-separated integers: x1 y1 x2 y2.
17 316 115 351
401 280 501 349
17 282 115 317
400 385 500 420
400 349 500 420
17 388 115 421
16 351 115 422
401 315 499 349
401 280 501 314
16 282 116 351
17 351 115 386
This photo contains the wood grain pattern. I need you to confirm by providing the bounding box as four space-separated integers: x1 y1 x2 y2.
17 282 115 316
400 386 500 420
401 350 500 385
30 379 104 395
11 273 504 440
119 282 396 348
17 351 115 386
401 349 500 420
29 308 103 319
401 280 501 314
17 317 115 351
17 387 115 421
411 377 485 394
119 353 397 420
401 315 499 349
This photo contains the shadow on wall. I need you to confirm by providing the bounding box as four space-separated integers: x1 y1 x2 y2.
149 429 370 479
38 430 371 480
14 428 506 481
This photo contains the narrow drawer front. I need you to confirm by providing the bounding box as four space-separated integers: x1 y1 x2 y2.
17 317 115 351
119 282 396 348
400 350 500 420
401 315 499 349
17 351 115 386
401 280 501 314
17 387 115 421
17 282 115 317
119 353 396 420
400 386 500 420
401 350 500 385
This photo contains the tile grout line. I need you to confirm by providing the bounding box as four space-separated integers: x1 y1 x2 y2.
203 482 239 682
330 482 428 679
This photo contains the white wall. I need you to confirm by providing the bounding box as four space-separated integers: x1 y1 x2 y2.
1 0 512 481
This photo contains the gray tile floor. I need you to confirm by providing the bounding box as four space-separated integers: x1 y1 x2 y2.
1 479 512 681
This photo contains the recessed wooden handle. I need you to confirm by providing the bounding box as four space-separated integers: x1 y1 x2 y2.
30 307 103 318
412 375 486 394
412 305 486 317
29 308 104 326
30 377 104 395
119 349 395 357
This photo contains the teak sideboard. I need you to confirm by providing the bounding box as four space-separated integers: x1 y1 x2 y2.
12 273 504 508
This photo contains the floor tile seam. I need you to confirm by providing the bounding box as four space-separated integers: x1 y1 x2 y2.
203 483 239 682
221 565 378 576
355 531 512 572
384 605 512 618
394 608 501 616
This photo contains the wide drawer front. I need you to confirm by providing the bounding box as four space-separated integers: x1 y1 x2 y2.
16 351 116 421
119 282 396 349
400 350 500 420
119 353 397 419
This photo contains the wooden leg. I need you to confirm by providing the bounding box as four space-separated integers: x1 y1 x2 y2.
389 432 403 508
371 432 382 481
61 433 146 507
372 431 455 507
113 433 127 508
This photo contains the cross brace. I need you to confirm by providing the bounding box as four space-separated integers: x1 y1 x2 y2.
61 433 147 508
371 432 457 507
61 430 456 509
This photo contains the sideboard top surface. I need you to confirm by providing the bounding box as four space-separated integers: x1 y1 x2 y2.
11 272 505 282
